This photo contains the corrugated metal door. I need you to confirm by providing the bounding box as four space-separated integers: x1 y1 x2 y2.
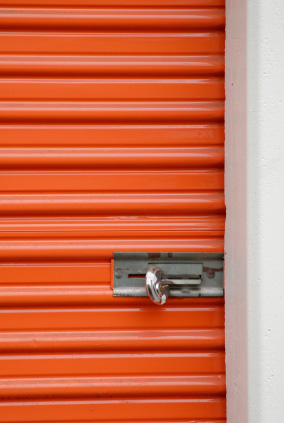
0 0 225 421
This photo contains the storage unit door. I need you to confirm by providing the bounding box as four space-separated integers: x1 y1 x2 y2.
0 0 225 422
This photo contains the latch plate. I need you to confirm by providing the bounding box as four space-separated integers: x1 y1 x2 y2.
113 252 224 298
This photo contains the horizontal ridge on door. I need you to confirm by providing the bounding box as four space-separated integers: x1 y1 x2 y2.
0 305 224 330
0 399 226 422
0 375 226 399
0 193 225 215
1 0 225 6
0 9 225 32
0 170 224 192
0 101 224 123
0 352 225 376
0 55 225 77
0 329 225 352
0 78 224 101
0 239 224 261
0 124 225 147
0 215 225 234
0 286 225 306
0 32 225 55
0 147 224 169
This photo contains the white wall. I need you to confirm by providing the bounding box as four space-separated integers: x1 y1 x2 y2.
225 0 284 422
225 0 248 420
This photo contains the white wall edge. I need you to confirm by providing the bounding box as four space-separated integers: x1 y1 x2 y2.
225 0 284 421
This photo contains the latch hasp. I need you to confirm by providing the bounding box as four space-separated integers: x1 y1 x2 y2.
112 252 224 298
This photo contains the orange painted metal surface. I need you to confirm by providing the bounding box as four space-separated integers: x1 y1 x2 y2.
0 0 225 421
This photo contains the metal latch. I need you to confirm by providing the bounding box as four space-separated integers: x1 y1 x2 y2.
113 252 224 305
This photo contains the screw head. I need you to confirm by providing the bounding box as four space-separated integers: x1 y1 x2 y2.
114 268 123 279
206 269 215 279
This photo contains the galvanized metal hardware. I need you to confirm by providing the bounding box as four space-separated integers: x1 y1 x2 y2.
113 253 224 304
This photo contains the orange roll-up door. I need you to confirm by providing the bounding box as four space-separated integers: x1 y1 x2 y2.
0 0 225 421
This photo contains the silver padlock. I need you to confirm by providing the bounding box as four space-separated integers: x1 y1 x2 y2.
145 266 170 305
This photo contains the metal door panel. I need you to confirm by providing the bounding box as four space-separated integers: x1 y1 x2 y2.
0 0 225 421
